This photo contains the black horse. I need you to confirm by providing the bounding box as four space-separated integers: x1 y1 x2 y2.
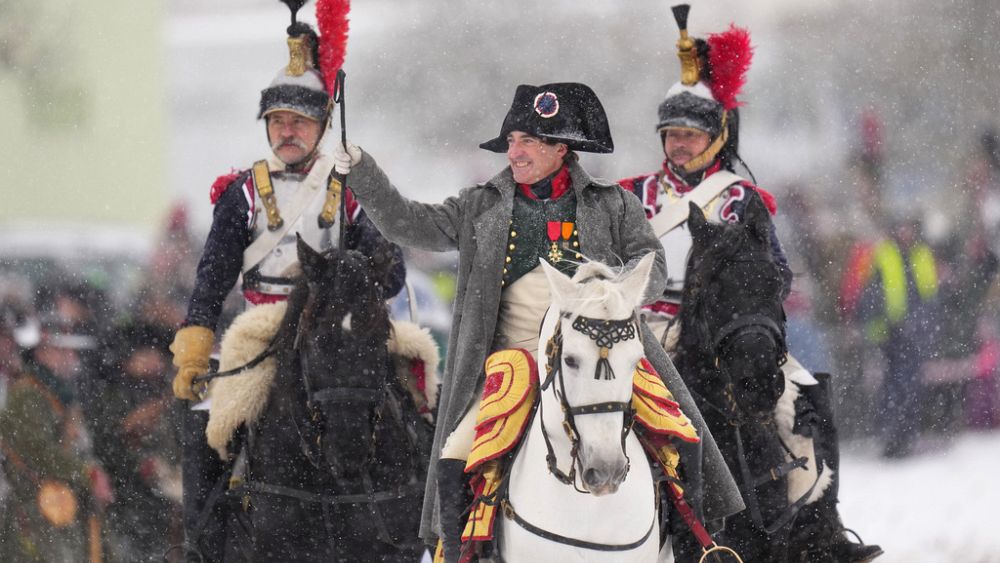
242 238 430 562
672 197 795 562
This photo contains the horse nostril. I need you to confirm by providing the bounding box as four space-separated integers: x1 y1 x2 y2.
583 467 604 488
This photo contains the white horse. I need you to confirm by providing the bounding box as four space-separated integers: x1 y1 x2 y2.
499 254 665 563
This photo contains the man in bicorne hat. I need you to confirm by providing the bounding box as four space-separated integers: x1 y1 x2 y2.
167 10 405 560
333 82 744 562
618 5 882 562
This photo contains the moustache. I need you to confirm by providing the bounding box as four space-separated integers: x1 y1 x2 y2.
271 138 309 151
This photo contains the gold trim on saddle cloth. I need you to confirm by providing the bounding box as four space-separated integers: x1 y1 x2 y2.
466 349 539 473
458 349 538 547
462 460 502 542
632 358 700 443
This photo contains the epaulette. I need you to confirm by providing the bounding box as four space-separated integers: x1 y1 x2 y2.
616 172 656 194
209 169 249 205
738 181 778 216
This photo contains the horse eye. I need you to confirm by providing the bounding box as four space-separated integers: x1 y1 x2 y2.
564 356 579 370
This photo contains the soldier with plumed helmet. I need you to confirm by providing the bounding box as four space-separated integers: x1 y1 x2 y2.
167 1 404 558
618 5 883 562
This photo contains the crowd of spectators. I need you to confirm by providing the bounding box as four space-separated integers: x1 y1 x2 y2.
777 126 1000 457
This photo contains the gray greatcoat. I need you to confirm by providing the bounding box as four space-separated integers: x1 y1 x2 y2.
347 151 744 544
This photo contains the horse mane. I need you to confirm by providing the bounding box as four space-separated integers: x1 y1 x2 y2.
275 278 311 352
679 221 781 357
563 258 633 317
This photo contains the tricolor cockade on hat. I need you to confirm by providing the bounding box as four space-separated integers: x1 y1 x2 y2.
480 82 614 154
657 4 753 173
258 0 349 124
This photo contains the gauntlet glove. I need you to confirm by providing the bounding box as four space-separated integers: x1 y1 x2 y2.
169 325 215 401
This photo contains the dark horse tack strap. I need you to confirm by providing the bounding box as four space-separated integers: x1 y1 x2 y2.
501 498 656 552
192 338 279 385
733 423 821 535
245 480 422 505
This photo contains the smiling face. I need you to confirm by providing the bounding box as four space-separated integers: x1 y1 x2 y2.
506 131 567 184
267 110 322 167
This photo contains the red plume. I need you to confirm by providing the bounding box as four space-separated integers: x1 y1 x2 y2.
706 25 753 111
316 0 350 94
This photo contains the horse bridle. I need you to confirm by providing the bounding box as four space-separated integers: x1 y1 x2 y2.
293 290 388 475
711 312 787 370
538 310 639 491
494 309 659 555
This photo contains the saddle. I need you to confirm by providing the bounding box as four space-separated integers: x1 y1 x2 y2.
455 350 700 548
205 301 440 459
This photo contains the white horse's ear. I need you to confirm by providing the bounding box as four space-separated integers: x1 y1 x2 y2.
540 259 577 308
620 252 655 309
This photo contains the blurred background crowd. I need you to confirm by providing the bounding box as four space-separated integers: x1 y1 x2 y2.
2 0 998 560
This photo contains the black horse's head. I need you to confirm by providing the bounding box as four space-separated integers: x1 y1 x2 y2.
275 236 397 477
679 196 787 416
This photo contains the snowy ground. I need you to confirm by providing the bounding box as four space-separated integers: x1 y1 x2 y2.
839 431 1000 563
418 431 1000 563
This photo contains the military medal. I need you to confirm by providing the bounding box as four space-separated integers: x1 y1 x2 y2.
547 221 576 263
546 221 564 262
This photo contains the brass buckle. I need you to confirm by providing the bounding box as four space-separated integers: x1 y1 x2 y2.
562 420 576 441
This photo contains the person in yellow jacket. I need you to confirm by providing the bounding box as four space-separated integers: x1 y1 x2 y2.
859 216 939 458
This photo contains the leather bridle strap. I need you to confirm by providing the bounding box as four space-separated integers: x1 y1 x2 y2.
711 313 782 356
566 401 632 416
192 339 278 384
732 422 821 534
501 497 656 552
538 313 636 489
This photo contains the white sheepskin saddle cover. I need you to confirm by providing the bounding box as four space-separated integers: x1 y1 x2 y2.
205 301 440 459
775 359 833 505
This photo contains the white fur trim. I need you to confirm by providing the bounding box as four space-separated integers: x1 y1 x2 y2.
665 81 716 102
774 367 834 505
205 302 287 459
387 320 441 410
205 305 440 459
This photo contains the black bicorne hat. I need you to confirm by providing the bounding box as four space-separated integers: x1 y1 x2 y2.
480 83 614 154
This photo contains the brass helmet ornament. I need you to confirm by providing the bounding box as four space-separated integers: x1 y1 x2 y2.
657 4 753 175
258 1 330 125
258 0 349 130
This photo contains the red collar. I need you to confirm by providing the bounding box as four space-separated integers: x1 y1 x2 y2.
660 159 723 193
517 165 572 201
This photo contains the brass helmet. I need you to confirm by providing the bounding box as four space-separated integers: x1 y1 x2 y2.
258 0 330 124
657 4 753 173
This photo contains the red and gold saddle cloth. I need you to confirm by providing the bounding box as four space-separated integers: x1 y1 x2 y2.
434 351 701 558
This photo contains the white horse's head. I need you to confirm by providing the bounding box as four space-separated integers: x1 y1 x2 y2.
538 253 656 495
